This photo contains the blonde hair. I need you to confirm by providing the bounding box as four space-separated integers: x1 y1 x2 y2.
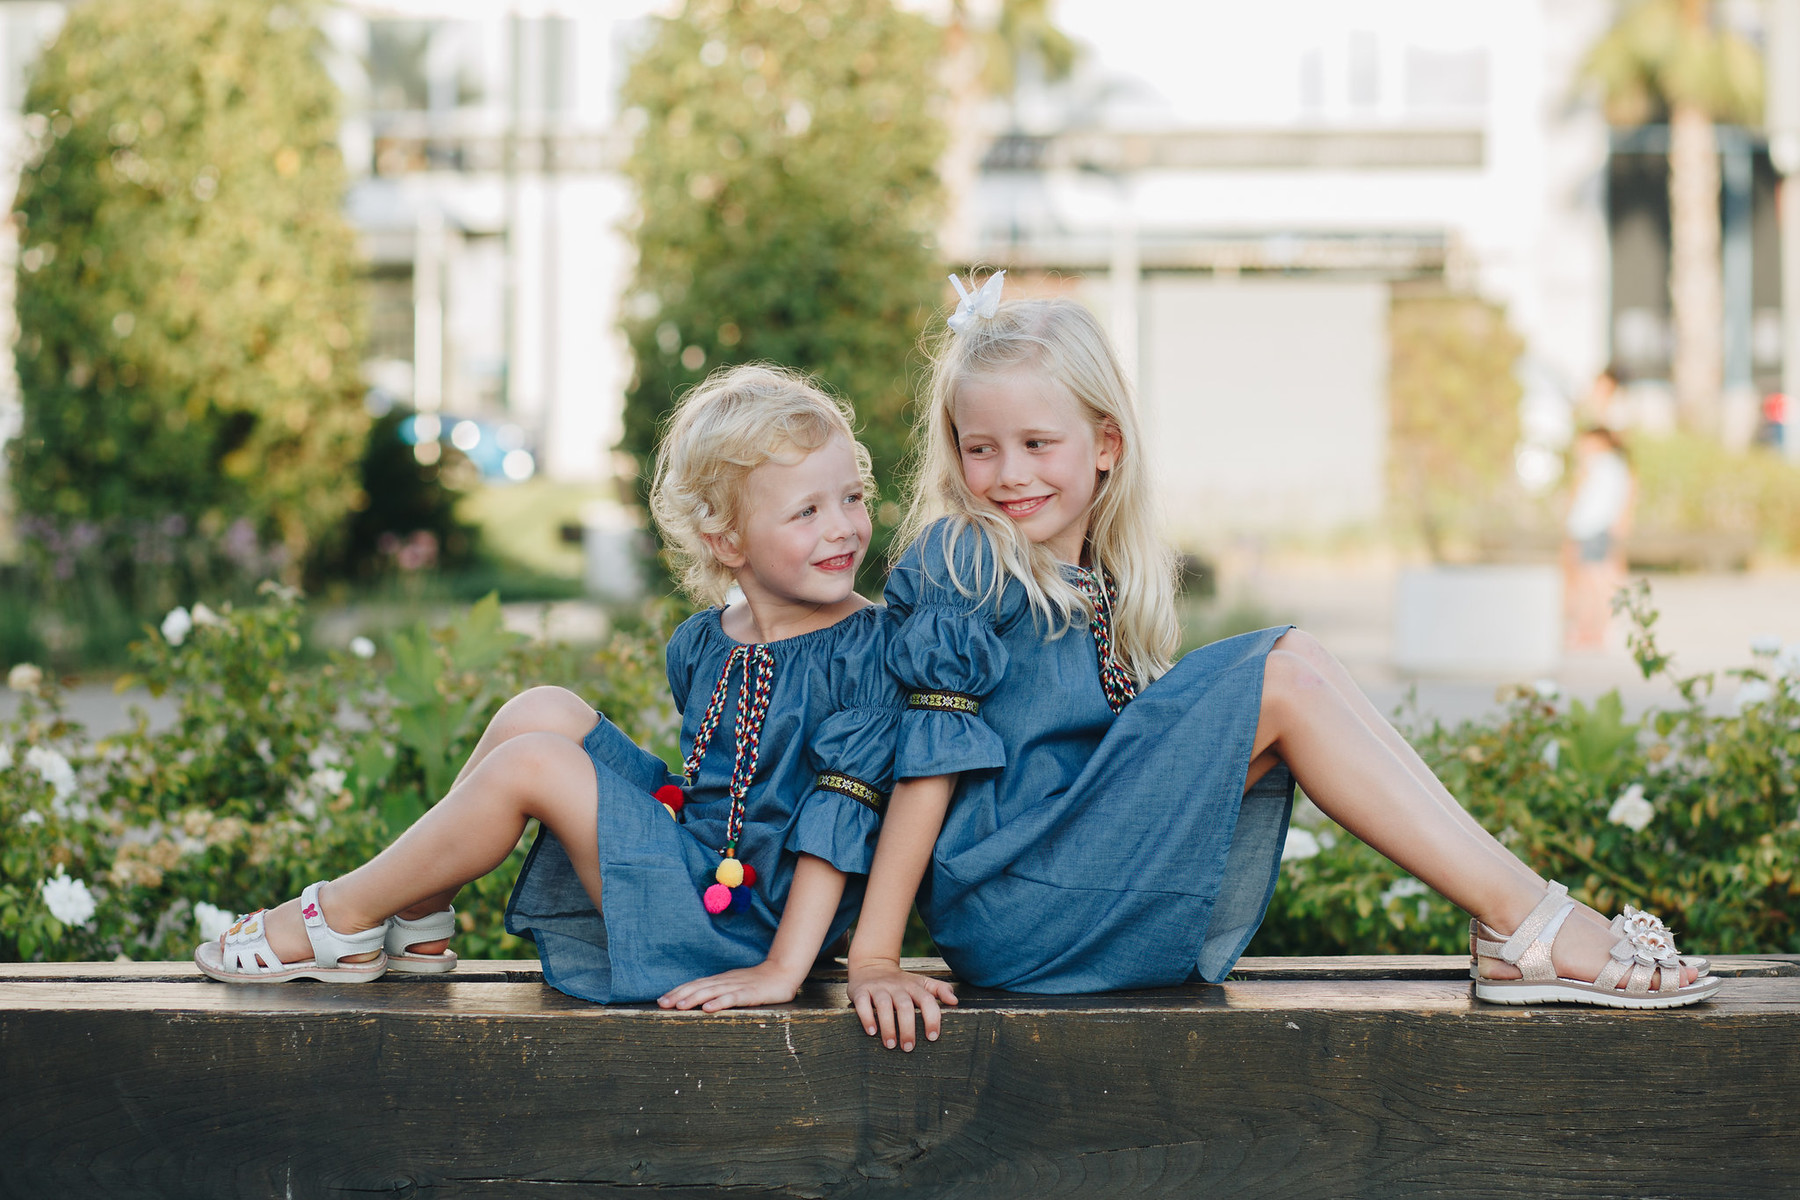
899 296 1180 683
650 363 873 605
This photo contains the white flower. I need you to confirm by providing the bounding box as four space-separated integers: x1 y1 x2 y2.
307 744 342 771
0 742 11 772
1380 877 1429 907
20 810 44 826
1541 739 1560 769
24 745 74 798
194 901 236 942
308 767 347 795
1734 679 1775 713
1776 643 1800 677
1281 828 1321 862
349 636 376 660
1751 633 1784 657
1532 678 1561 699
40 869 96 928
7 663 43 694
190 603 222 627
1607 783 1654 832
160 607 192 646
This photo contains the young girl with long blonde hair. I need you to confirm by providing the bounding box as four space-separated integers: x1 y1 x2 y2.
198 365 901 1010
846 276 1716 1050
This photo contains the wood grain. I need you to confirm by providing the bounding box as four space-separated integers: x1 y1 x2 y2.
3 960 1796 1198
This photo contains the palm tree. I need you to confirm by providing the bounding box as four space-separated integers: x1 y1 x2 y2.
1582 0 1762 434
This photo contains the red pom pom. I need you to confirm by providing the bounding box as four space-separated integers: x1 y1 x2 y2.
655 784 686 813
740 863 757 887
702 883 732 914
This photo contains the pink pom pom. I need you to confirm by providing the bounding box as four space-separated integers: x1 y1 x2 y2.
740 863 757 887
702 883 732 914
655 785 686 813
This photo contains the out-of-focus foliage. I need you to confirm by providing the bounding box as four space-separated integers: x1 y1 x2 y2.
9 0 367 568
1256 582 1800 957
982 0 1077 95
316 409 479 582
1 590 680 963
1387 291 1526 561
618 0 947 580
1580 0 1763 126
1630 432 1800 560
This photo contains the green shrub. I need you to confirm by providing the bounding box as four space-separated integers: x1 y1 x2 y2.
1631 430 1800 558
1 589 678 963
9 0 367 598
1255 580 1800 956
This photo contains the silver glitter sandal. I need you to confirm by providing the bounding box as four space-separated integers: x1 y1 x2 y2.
1470 881 1720 1009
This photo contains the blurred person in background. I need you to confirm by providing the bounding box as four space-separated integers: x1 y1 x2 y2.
1563 424 1636 652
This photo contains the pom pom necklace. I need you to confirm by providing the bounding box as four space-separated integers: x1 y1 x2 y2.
677 641 775 917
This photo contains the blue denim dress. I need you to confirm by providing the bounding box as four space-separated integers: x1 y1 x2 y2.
887 519 1295 993
506 604 899 1003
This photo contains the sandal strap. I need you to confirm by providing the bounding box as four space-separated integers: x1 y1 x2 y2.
386 907 457 953
1497 880 1569 964
218 909 282 975
299 881 386 968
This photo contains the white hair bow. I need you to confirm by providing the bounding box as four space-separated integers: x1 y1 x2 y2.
947 271 1006 335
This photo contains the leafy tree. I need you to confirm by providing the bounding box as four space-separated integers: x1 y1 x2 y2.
1581 0 1763 433
1387 292 1525 561
617 0 946 573
9 0 367 569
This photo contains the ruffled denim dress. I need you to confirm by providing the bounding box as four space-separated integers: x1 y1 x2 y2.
887 519 1295 993
506 604 899 1003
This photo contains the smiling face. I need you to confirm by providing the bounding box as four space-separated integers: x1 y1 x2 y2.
708 433 872 619
952 367 1120 564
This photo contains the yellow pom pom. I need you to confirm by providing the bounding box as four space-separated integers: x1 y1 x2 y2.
662 803 677 820
715 858 744 888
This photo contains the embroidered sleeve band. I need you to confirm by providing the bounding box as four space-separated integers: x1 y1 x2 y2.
814 771 886 813
906 690 982 715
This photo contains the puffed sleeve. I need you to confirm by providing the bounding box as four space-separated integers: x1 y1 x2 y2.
663 610 711 717
884 520 1009 779
785 615 903 875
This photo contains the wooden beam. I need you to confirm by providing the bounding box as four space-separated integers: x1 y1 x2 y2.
3 959 1796 1198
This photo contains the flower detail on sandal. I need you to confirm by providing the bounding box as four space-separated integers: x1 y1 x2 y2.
1613 905 1708 975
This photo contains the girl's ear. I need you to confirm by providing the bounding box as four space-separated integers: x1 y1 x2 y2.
1095 420 1123 473
702 530 746 570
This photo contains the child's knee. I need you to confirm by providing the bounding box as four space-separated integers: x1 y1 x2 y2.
496 685 597 740
1262 648 1328 714
1272 627 1330 669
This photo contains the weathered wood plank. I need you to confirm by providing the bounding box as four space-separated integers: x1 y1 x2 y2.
2 961 1796 1198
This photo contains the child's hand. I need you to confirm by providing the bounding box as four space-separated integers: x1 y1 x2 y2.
658 961 807 1013
848 959 958 1051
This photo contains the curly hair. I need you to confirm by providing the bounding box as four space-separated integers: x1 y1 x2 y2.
649 363 873 605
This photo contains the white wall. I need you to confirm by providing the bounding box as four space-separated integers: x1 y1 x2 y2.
1136 277 1389 540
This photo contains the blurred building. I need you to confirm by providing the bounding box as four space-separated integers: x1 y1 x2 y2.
0 0 1785 533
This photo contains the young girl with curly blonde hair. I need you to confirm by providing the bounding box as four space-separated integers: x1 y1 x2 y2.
199 364 901 1010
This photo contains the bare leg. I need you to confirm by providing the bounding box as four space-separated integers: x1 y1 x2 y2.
1266 630 1543 896
253 731 601 965
452 685 600 788
1253 647 1696 988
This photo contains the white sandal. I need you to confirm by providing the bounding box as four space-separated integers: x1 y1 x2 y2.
1471 881 1721 1009
194 881 388 984
384 907 458 974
